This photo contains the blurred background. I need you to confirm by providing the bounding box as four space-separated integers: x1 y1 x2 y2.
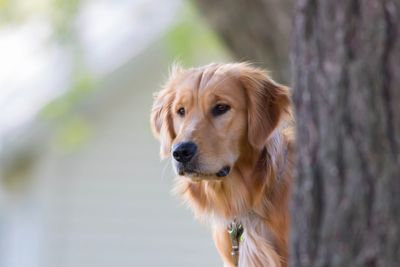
1 0 389 266
0 0 232 266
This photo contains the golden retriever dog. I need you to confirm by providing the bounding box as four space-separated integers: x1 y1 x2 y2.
151 63 294 267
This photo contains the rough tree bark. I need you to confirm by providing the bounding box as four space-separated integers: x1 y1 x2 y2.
193 0 293 83
291 1 400 266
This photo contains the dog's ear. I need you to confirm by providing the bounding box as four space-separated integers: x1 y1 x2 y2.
151 65 181 158
239 64 291 150
150 89 175 158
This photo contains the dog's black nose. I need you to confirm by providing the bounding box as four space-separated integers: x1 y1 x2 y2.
172 142 197 163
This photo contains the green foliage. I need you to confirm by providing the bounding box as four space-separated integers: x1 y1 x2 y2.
41 71 96 120
54 116 91 152
0 0 12 23
50 0 82 42
166 2 230 66
0 0 83 29
40 71 95 153
1 151 35 193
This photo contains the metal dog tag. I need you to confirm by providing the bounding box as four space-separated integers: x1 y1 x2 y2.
228 219 244 266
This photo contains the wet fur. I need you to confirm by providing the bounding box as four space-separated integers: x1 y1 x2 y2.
151 63 294 267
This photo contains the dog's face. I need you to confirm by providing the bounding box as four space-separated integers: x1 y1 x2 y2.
151 63 289 181
169 67 247 179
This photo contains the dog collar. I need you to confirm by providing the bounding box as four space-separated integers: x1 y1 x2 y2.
227 218 244 266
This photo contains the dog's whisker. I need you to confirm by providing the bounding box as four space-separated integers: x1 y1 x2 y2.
160 160 172 181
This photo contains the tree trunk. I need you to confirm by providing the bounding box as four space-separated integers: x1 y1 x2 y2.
291 1 400 266
193 0 293 84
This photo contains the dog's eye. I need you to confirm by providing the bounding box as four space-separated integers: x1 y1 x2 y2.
212 104 230 116
177 107 185 117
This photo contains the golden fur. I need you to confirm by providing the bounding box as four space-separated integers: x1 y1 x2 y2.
151 63 294 267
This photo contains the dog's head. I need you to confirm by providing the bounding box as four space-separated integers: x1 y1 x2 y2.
151 63 290 181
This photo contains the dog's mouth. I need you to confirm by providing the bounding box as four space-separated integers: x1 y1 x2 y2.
178 165 231 180
215 166 231 177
